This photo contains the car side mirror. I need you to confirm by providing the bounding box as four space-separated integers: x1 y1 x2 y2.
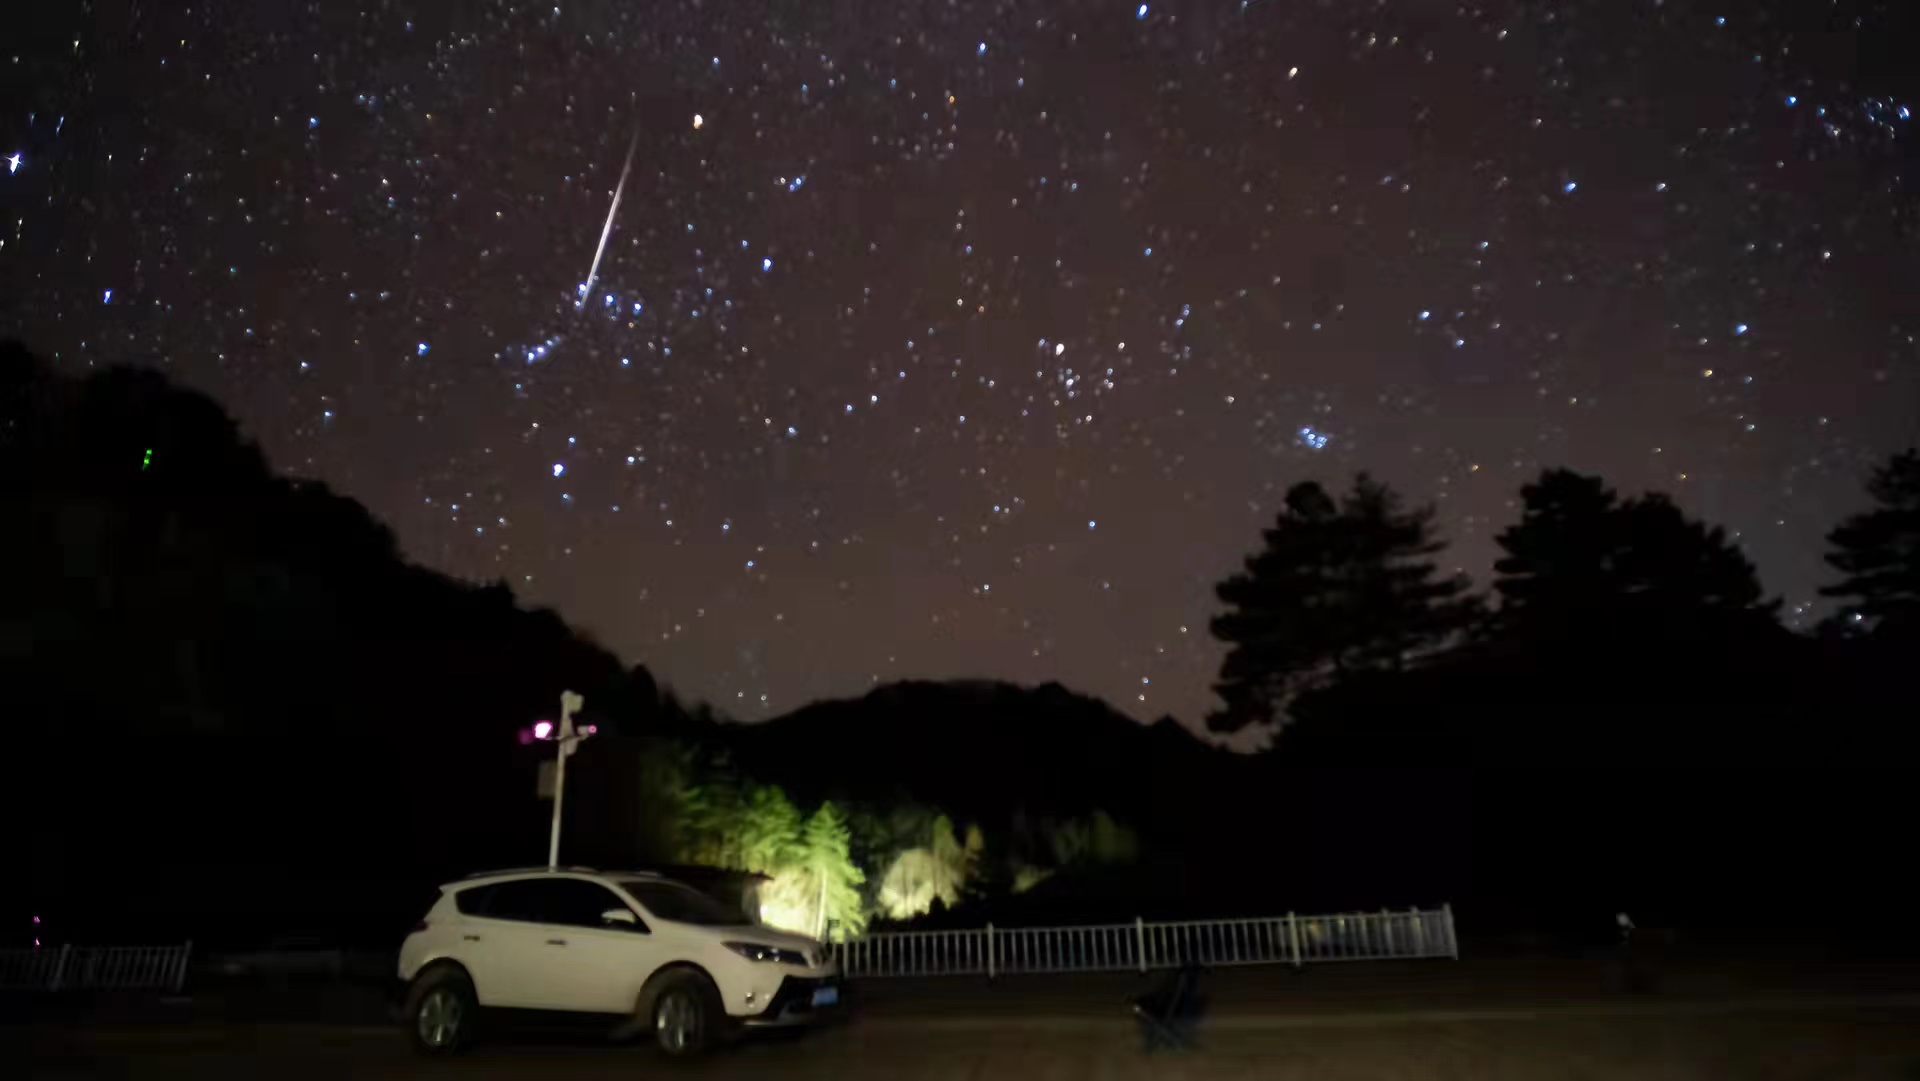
601 908 638 928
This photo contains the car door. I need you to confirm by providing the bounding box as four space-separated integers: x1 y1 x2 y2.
534 879 661 1014
442 883 524 1006
464 878 587 1011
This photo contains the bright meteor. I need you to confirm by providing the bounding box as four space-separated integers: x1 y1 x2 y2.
576 129 639 312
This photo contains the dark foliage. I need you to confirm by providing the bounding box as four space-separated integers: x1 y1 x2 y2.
1823 449 1920 640
566 679 1220 924
1 344 663 942
1492 469 1777 642
1208 476 1478 732
1258 467 1901 766
1198 462 1916 940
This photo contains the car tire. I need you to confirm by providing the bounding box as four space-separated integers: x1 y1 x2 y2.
403 965 479 1055
640 968 722 1058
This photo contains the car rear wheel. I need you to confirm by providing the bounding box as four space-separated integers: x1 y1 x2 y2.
404 966 479 1055
643 968 722 1058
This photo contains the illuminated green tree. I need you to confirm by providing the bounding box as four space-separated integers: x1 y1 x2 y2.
796 802 866 939
877 815 980 919
1088 810 1139 864
928 815 976 905
674 778 748 869
738 785 805 875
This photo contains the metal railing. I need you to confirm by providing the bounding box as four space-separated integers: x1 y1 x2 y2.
834 906 1455 978
0 942 193 993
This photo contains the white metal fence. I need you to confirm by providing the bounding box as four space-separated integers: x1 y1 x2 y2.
0 943 193 993
833 906 1455 979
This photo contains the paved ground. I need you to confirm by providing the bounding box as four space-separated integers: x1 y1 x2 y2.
15 959 1920 1078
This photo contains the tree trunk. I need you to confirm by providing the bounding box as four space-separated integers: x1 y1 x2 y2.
814 866 828 939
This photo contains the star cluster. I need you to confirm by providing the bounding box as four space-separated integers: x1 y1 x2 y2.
6 1 1918 726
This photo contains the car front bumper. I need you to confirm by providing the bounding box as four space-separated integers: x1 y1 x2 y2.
740 975 848 1027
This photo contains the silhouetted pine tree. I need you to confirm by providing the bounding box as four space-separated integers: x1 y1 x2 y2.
1491 469 1775 646
1207 476 1478 732
1822 450 1920 640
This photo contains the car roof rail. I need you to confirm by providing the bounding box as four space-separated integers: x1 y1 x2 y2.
457 865 601 880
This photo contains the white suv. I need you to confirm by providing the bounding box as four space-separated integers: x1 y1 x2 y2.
397 867 843 1056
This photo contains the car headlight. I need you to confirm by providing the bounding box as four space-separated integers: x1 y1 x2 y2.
723 941 810 966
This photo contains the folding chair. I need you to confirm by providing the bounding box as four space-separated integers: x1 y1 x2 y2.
1130 963 1205 1052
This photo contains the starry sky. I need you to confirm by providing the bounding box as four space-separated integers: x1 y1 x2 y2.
6 1 1919 732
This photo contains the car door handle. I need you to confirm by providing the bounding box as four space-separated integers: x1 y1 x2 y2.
545 938 567 946
462 934 482 942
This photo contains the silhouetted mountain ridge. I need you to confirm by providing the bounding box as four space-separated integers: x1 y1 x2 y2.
701 677 1222 829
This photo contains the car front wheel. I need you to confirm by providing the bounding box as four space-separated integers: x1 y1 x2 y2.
403 966 479 1055
644 969 722 1058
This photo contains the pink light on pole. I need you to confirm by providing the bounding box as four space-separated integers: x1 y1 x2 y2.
532 720 554 740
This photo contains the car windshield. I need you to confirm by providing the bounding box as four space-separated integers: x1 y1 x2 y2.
619 879 752 926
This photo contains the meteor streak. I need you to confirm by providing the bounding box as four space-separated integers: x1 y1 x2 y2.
576 129 639 312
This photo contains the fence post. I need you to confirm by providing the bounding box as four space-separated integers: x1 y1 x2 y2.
1134 917 1147 973
1287 911 1302 967
172 941 193 994
985 923 995 982
1442 903 1458 959
50 943 71 991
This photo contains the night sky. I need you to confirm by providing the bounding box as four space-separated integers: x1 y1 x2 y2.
6 1 1918 732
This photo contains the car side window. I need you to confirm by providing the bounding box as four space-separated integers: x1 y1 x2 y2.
546 880 646 931
476 879 646 931
453 884 497 916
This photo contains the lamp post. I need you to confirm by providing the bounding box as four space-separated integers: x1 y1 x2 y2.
543 690 589 869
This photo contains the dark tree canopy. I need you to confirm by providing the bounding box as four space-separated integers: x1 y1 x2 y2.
1208 475 1478 733
1822 450 1920 639
1 343 669 940
1492 469 1773 637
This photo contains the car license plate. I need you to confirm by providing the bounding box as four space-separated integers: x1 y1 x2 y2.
811 985 839 1007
